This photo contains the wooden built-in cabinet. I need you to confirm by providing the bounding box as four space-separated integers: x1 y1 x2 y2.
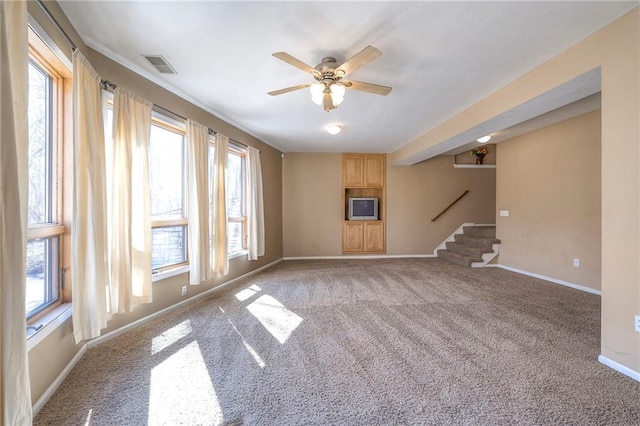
342 153 386 254
342 154 385 188
343 221 385 253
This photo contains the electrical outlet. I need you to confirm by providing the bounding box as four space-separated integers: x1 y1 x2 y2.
499 210 509 217
181 285 187 296
635 315 640 333
573 258 580 267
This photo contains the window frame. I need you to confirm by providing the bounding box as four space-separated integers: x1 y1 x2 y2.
227 145 248 255
104 100 190 276
26 26 72 322
208 139 248 256
149 115 189 274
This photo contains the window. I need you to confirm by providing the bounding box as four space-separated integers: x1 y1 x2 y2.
209 141 247 256
149 118 188 272
26 27 72 319
104 99 188 274
227 147 247 254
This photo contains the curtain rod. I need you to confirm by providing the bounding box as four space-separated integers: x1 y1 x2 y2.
35 0 77 51
101 80 258 152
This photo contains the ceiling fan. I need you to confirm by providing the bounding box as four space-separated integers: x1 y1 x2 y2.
268 46 392 112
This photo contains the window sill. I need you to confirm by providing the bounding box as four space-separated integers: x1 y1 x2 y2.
229 250 248 260
27 303 72 352
152 265 190 283
152 252 247 282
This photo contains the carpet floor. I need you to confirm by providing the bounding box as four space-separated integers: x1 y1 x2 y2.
34 258 640 425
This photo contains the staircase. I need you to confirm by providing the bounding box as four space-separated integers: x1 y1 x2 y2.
436 224 500 267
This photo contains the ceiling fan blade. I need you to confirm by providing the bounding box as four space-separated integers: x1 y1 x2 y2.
323 92 336 112
267 83 312 96
335 46 382 77
342 80 392 96
272 52 319 77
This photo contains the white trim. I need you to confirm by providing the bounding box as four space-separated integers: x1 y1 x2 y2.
433 222 471 255
88 258 282 348
32 344 87 416
495 264 601 295
282 254 436 260
453 164 496 168
471 243 501 268
434 222 490 255
151 252 249 283
152 265 190 283
27 304 73 351
229 249 249 260
598 355 640 382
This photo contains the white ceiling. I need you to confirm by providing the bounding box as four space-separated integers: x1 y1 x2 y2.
59 1 638 155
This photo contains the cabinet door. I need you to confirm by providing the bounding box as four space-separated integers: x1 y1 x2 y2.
364 222 385 253
343 222 364 252
343 155 364 187
364 155 385 188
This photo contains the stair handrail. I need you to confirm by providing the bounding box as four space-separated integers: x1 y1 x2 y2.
431 190 469 222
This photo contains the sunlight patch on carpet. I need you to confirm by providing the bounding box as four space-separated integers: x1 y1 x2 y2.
235 284 262 301
246 295 303 344
151 319 193 355
148 341 223 425
82 409 92 426
227 319 266 368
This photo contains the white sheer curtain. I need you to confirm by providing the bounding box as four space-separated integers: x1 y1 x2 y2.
0 0 32 422
246 147 265 260
71 51 110 343
186 120 211 284
211 133 229 276
109 88 153 312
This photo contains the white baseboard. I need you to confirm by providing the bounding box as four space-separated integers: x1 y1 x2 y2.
32 344 87 416
283 254 436 260
598 355 640 382
494 264 601 295
88 258 283 348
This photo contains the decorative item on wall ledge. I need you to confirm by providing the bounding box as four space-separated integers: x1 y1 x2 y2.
470 146 489 164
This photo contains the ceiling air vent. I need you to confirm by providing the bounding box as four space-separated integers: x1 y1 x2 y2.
142 55 177 74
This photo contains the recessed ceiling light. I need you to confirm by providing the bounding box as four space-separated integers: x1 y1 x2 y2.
326 124 341 135
476 135 491 143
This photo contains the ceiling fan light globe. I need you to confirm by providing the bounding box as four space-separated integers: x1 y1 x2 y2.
310 83 324 97
332 94 344 105
330 83 346 98
310 83 326 105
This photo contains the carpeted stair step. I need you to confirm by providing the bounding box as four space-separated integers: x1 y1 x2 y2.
437 225 500 267
454 233 500 249
445 241 493 258
462 225 498 239
437 249 482 267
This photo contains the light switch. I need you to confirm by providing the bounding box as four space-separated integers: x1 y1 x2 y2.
500 210 509 217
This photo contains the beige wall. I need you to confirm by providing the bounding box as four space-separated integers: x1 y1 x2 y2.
391 9 640 373
26 1 283 405
387 156 496 254
282 153 496 256
282 153 342 257
496 110 601 290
